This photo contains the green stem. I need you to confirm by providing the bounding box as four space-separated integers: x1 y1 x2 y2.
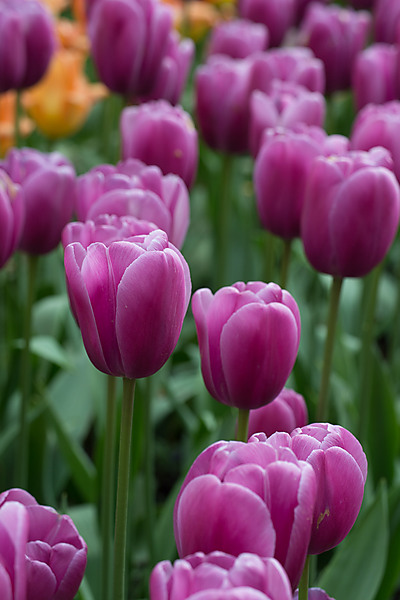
101 375 118 600
281 239 292 289
316 276 343 422
16 253 38 488
215 154 233 289
102 94 123 164
113 377 136 600
263 231 276 283
144 377 156 566
298 555 310 600
236 408 249 442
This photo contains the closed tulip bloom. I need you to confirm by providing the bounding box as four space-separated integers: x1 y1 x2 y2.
294 588 334 600
64 229 191 379
300 4 371 93
0 500 28 600
374 0 400 44
1 148 76 255
0 0 56 92
192 282 300 410
0 170 24 268
120 100 198 189
301 148 400 277
207 19 269 60
350 101 400 182
248 388 308 438
0 488 87 600
174 437 316 589
269 424 367 554
352 44 398 111
293 0 328 25
150 552 293 600
238 0 296 47
249 81 326 156
76 159 189 248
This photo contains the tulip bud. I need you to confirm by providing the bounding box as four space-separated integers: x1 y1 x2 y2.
248 388 308 438
301 148 400 277
207 18 269 60
0 500 28 600
64 229 191 379
150 552 293 600
0 169 24 267
120 100 198 189
238 0 296 47
352 44 398 111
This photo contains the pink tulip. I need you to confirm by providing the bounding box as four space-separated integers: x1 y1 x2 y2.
352 43 399 111
0 500 28 600
0 169 24 267
150 552 293 600
248 388 308 438
294 588 334 600
174 437 317 589
64 229 191 379
207 19 269 60
238 0 296 47
192 282 300 410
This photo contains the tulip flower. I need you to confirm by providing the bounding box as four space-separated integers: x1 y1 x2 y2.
293 0 328 24
0 169 24 268
120 100 198 189
301 147 400 278
374 0 400 44
207 18 269 59
64 229 191 379
352 44 398 111
249 81 326 157
0 488 87 600
294 588 335 600
0 500 28 600
268 423 368 555
350 101 400 182
299 4 371 93
248 388 308 438
76 159 190 248
238 0 296 47
0 0 56 92
150 552 293 600
174 436 317 589
1 148 76 255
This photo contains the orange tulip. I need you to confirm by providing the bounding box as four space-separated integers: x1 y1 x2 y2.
39 0 69 15
0 92 33 157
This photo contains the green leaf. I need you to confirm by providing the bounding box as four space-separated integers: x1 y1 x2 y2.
317 481 388 600
30 335 73 369
375 481 400 600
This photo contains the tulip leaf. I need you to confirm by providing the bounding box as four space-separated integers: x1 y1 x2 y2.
317 481 388 600
67 504 100 600
29 335 73 369
374 481 400 600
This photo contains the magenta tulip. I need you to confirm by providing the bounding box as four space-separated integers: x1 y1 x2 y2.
174 437 317 589
248 388 308 438
352 44 399 111
76 159 190 249
120 100 198 189
374 0 400 44
0 169 24 268
192 282 300 410
301 148 400 277
268 424 367 554
293 0 328 24
0 0 56 92
150 552 293 600
0 488 87 600
0 500 28 600
294 588 334 600
300 4 371 93
64 229 191 379
1 148 75 255
238 0 296 47
207 19 269 60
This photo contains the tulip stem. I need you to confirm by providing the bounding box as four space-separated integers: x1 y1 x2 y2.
144 377 156 566
101 375 118 600
316 276 343 421
113 377 136 600
216 154 233 288
16 253 38 488
298 555 310 600
236 408 249 442
281 239 292 289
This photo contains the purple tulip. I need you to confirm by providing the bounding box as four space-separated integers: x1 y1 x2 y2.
352 44 399 111
268 424 367 555
238 0 296 47
350 101 400 182
293 0 328 24
88 0 174 97
150 552 293 600
248 388 308 438
76 159 190 249
192 282 300 410
374 0 400 44
294 588 334 600
0 488 87 600
249 81 326 156
174 437 317 589
0 500 28 600
0 169 24 268
207 19 269 60
300 4 371 93
0 0 56 92
120 100 198 189
254 125 349 239
301 147 400 277
64 229 191 379
1 148 76 255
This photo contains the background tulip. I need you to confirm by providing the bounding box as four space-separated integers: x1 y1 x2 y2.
374 0 400 44
120 100 198 189
64 229 191 379
0 500 28 600
207 19 269 60
352 44 399 111
238 0 296 47
248 388 308 438
0 170 24 268
294 588 334 600
150 552 293 600
192 282 300 410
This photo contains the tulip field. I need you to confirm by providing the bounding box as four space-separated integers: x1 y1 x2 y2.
2 0 400 599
